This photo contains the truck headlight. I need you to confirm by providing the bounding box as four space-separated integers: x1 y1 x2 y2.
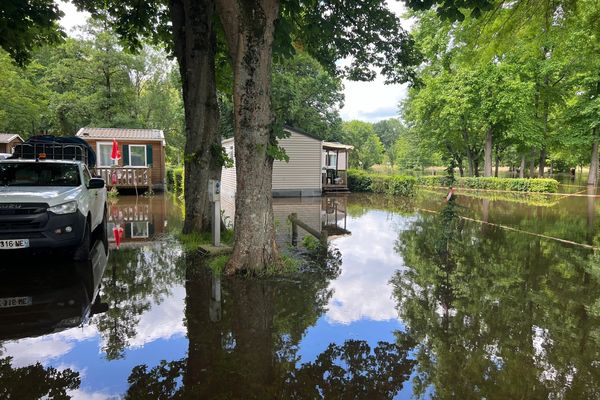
48 201 78 215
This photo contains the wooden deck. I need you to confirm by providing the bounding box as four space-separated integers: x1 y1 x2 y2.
94 167 152 189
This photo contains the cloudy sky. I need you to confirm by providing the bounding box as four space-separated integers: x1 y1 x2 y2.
58 1 412 123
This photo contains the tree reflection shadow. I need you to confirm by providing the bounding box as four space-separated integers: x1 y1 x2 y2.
125 250 415 399
392 197 600 399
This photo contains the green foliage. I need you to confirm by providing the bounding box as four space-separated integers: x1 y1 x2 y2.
417 175 560 193
208 255 229 274
0 356 81 399
341 121 385 169
301 235 321 252
166 166 184 198
0 0 65 65
348 170 417 196
177 229 234 252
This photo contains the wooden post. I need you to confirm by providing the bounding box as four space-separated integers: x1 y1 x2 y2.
320 228 328 247
291 212 298 247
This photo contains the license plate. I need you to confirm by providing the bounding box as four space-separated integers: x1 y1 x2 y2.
0 239 29 249
0 296 32 308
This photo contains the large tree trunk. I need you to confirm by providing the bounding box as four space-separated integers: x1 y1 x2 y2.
588 139 598 186
171 0 221 234
484 127 493 177
538 147 546 178
519 154 525 178
217 0 280 273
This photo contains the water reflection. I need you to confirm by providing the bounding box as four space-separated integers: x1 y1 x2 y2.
393 196 600 398
126 253 415 399
107 195 172 248
0 240 108 398
0 240 108 341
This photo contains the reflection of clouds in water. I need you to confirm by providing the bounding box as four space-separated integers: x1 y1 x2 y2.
3 285 186 367
69 388 119 400
326 211 414 324
126 285 186 348
3 327 96 367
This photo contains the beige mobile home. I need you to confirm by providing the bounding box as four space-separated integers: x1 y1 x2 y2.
221 126 353 198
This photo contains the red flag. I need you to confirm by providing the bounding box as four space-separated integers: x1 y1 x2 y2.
111 138 121 161
113 225 124 249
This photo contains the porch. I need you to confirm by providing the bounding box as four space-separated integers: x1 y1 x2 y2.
94 167 153 190
322 141 353 193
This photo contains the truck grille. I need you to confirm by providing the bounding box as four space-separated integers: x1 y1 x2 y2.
0 221 43 231
0 204 47 216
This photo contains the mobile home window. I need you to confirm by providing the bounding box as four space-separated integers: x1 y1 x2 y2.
326 153 337 168
129 145 147 167
97 143 114 167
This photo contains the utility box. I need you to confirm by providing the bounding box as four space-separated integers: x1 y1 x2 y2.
208 179 221 202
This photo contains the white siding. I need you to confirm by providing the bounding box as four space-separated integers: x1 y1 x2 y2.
272 131 322 191
221 138 236 200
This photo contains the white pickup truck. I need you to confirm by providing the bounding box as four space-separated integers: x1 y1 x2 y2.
0 158 107 260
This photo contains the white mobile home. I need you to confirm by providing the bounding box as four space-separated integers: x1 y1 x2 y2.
221 126 352 198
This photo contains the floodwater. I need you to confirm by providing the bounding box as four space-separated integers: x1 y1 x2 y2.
1 190 599 399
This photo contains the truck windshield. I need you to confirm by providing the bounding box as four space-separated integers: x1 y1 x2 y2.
0 163 80 187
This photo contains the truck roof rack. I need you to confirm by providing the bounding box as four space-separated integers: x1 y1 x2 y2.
10 136 96 168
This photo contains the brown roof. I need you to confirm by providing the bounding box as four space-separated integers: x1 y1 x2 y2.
0 133 24 143
76 127 165 142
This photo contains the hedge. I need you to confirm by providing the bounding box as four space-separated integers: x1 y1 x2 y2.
348 169 416 196
416 175 559 193
166 166 184 197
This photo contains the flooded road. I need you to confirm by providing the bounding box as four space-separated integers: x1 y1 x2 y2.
0 190 599 399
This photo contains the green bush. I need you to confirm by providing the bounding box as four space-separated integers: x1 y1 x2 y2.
167 167 184 197
416 175 559 193
348 170 416 196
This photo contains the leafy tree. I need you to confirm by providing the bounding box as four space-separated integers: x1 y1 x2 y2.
0 356 80 399
341 120 384 170
0 51 48 136
0 0 64 65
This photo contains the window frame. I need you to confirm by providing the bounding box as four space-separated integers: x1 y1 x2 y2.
96 142 115 167
128 144 147 167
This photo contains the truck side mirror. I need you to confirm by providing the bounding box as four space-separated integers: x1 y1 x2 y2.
88 178 105 189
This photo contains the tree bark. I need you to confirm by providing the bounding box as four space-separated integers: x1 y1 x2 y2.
494 146 500 178
217 0 280 273
170 0 221 234
519 154 525 178
588 139 598 186
538 147 546 178
484 127 493 177
529 149 536 178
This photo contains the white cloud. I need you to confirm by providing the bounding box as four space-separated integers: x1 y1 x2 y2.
69 388 120 400
325 212 414 324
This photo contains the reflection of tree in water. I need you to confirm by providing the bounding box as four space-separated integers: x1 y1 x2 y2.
392 198 600 399
0 356 80 399
94 242 184 360
126 251 415 399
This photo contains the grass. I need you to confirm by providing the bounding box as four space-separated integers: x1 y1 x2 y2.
208 255 229 274
177 229 234 251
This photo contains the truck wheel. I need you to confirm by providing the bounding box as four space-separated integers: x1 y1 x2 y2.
74 219 91 261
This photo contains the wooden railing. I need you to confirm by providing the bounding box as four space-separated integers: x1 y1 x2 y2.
94 167 152 189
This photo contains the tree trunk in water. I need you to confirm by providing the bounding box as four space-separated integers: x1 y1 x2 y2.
588 140 598 186
458 160 464 177
171 0 221 234
529 149 536 178
217 0 280 273
519 154 525 178
538 148 546 178
484 127 493 177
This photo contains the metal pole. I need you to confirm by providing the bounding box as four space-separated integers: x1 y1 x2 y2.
212 200 220 246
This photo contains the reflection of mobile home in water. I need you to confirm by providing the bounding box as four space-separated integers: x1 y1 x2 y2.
222 195 351 245
108 195 168 248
